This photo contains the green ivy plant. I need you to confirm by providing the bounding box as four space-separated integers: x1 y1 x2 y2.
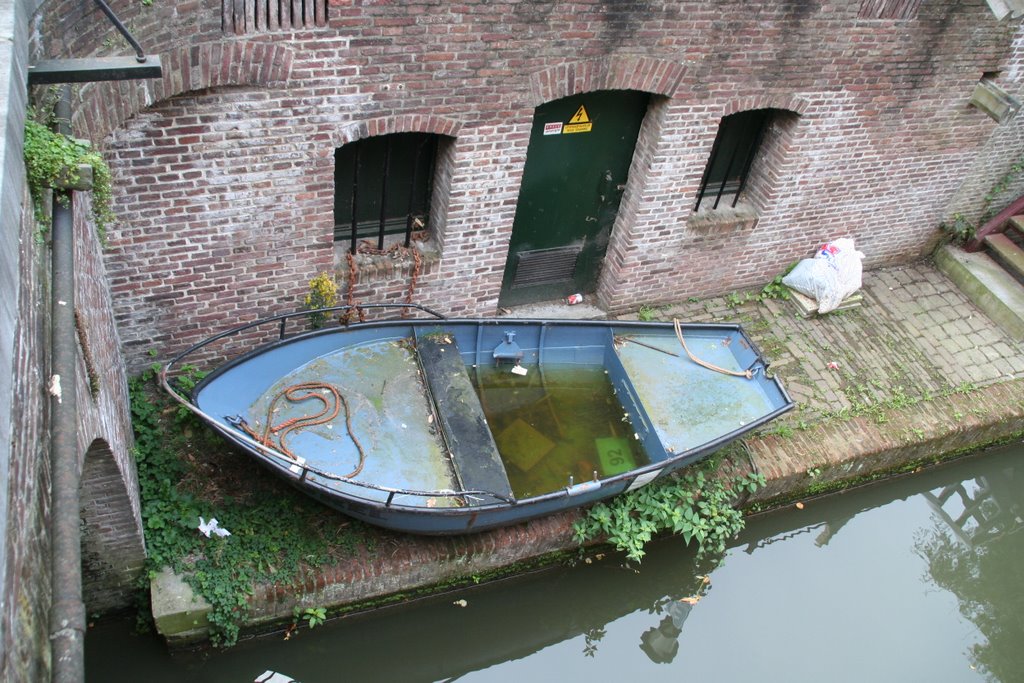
301 606 327 629
939 212 976 244
23 114 114 240
573 461 766 563
758 275 790 301
637 305 661 322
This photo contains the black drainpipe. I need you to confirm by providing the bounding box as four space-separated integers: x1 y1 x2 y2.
48 85 85 683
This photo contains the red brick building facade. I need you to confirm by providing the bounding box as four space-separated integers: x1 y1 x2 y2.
34 0 1024 368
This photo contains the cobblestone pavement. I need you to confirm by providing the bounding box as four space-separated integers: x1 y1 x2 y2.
616 260 1024 432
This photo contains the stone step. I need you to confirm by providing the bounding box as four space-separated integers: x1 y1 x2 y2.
150 567 211 646
935 244 1024 340
1007 214 1024 235
984 232 1024 284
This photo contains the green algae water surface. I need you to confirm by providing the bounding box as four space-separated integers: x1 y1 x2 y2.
86 443 1023 682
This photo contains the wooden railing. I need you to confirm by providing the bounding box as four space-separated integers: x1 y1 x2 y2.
965 192 1024 252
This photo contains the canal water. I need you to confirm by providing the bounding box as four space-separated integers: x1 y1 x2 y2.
86 444 1023 682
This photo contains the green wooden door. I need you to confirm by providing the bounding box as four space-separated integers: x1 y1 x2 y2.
499 91 650 307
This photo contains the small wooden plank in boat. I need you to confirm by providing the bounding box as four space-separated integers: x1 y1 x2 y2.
496 418 554 472
417 334 515 503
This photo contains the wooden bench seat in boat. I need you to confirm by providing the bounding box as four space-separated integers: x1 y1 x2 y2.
416 333 515 504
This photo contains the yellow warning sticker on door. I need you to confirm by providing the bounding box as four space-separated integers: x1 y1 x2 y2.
568 106 590 124
564 105 592 134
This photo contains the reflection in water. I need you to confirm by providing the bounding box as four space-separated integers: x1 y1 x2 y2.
914 461 1024 682
636 569 711 665
86 445 1024 683
639 600 692 663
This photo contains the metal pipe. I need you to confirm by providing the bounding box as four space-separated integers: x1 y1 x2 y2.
91 0 148 62
49 86 85 683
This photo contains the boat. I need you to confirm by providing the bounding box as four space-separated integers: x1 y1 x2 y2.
162 304 794 534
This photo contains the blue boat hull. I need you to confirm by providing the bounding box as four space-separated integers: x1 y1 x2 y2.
166 312 794 535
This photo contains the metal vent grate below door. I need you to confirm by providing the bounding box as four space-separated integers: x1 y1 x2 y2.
510 246 582 289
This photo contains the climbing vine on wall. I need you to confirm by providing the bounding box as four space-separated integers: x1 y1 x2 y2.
23 114 114 240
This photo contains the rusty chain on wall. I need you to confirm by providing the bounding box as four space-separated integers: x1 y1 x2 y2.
342 233 427 323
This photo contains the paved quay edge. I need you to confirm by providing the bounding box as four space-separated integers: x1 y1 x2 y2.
152 376 1024 646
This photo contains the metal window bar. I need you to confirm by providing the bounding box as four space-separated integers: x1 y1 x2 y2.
349 148 359 255
730 117 768 209
711 134 744 211
406 136 439 247
223 0 328 34
342 135 439 252
422 137 437 231
377 137 392 251
693 126 724 212
694 112 769 212
404 139 424 248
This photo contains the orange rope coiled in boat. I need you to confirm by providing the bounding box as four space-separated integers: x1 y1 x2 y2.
241 381 367 478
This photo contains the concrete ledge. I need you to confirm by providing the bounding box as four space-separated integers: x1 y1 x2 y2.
152 376 1024 646
748 377 1024 503
154 512 581 646
150 568 211 646
934 244 1024 339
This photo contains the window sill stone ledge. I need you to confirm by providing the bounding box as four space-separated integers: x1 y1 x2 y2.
333 238 439 282
687 203 760 235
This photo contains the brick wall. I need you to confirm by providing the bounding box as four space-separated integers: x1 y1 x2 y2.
31 0 1022 369
943 23 1024 227
5 182 53 683
2 1 50 678
73 191 146 615
0 0 147 676
0 164 145 680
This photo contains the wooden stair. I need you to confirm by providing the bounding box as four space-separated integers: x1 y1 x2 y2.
983 217 1024 285
937 212 1024 340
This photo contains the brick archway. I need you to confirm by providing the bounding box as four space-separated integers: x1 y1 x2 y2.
527 55 688 106
332 114 463 147
78 40 296 143
720 93 811 117
79 439 146 613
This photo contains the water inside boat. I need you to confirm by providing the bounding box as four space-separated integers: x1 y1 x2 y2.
471 364 647 498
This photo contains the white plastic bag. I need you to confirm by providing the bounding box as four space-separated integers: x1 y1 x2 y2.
782 238 864 313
